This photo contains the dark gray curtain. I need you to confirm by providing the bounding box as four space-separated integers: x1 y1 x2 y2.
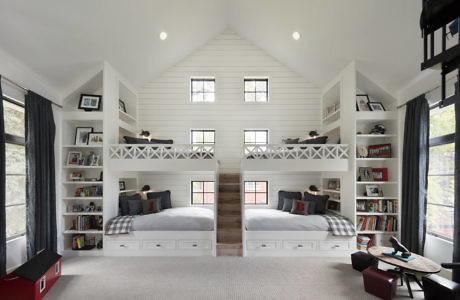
401 95 430 255
0 76 6 276
25 91 56 258
453 81 460 282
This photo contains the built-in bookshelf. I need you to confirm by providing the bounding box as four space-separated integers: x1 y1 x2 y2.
321 80 341 140
321 177 341 214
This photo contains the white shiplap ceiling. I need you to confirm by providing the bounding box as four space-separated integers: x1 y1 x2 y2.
0 0 424 98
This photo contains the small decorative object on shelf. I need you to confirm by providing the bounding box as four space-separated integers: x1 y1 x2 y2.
70 171 83 181
359 167 374 181
119 99 127 113
369 124 386 135
78 94 102 111
86 152 100 166
75 127 93 145
119 181 126 191
67 151 82 165
327 179 340 190
356 94 371 111
87 132 103 145
357 145 368 158
372 168 388 182
368 144 391 158
365 185 382 197
368 102 385 111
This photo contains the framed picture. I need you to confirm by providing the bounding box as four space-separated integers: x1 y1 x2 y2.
327 179 340 191
368 144 391 158
69 171 83 181
119 181 126 191
356 94 371 111
372 168 388 182
368 102 385 111
359 167 374 181
67 151 82 165
119 99 127 113
87 132 103 145
78 94 102 111
365 185 382 197
75 127 93 146
89 154 100 166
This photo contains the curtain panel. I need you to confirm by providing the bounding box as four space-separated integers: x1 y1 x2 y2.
0 76 6 276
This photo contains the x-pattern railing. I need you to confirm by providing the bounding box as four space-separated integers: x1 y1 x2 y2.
109 144 215 160
243 144 349 160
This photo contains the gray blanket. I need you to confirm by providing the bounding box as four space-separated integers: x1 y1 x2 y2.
245 209 330 231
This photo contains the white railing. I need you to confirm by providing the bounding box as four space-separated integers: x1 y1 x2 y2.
109 144 215 160
243 144 349 160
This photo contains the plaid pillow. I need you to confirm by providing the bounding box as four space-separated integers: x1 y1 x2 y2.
142 198 162 215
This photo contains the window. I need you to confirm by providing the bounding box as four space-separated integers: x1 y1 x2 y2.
3 97 26 240
426 104 455 241
244 181 268 205
191 130 215 145
191 181 215 205
191 78 215 102
244 78 268 102
244 130 268 145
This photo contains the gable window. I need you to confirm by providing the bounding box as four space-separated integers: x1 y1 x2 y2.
244 181 268 205
244 130 268 145
3 97 26 240
426 104 455 241
191 130 215 145
244 78 268 102
191 78 215 102
191 181 215 205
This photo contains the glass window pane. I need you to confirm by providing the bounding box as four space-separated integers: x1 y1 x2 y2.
193 181 203 192
428 175 454 207
6 205 26 238
245 81 255 92
203 132 214 144
6 175 26 206
427 204 453 240
245 182 255 191
204 182 214 193
429 143 454 175
192 193 203 204
245 93 255 102
245 193 255 204
245 132 255 144
204 193 214 204
203 81 214 92
256 193 267 204
256 131 268 144
203 93 215 102
3 101 25 137
6 143 26 175
430 105 455 139
192 80 203 92
192 131 204 144
257 181 267 192
192 93 203 102
256 92 267 102
256 80 267 92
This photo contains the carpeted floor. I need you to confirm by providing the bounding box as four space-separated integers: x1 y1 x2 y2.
45 256 424 300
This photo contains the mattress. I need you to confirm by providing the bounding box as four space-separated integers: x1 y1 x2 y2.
132 207 214 231
245 208 330 231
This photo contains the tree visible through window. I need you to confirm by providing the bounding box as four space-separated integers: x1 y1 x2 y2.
244 181 268 205
3 98 26 240
191 181 215 205
191 78 215 102
427 104 455 241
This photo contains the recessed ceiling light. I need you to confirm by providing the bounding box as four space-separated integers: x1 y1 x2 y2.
159 32 168 40
292 31 301 40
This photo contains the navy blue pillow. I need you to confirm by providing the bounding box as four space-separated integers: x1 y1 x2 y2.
119 193 142 216
282 198 295 212
128 199 143 215
304 192 329 214
150 138 173 144
299 136 328 144
123 136 149 144
277 191 302 210
147 190 172 209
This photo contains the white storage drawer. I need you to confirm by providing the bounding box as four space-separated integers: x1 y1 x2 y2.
106 240 140 250
283 240 317 251
319 240 350 251
178 239 211 250
143 240 176 250
247 240 280 250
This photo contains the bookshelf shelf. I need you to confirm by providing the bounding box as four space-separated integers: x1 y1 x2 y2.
322 189 341 194
62 181 104 185
356 212 398 216
322 109 341 122
356 158 397 161
62 197 103 200
62 212 103 216
63 230 103 234
63 166 103 169
356 181 398 185
357 231 397 234
356 134 397 138
356 197 398 200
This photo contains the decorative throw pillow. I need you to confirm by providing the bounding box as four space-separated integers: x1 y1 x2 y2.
282 138 299 144
282 198 295 212
147 190 172 209
304 192 329 214
305 201 316 215
127 198 143 215
150 138 173 144
119 193 142 216
299 136 328 144
290 200 309 215
123 136 149 144
277 191 302 210
142 198 162 215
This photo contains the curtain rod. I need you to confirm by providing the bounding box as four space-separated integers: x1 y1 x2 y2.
1 75 63 109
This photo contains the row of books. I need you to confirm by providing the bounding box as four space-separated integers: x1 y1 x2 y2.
356 235 374 250
72 235 85 250
356 199 397 213
72 215 100 231
357 215 397 232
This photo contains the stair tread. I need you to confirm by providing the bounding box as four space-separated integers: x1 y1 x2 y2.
217 227 241 232
216 243 242 249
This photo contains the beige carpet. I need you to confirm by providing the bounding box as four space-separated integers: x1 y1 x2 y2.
45 256 424 300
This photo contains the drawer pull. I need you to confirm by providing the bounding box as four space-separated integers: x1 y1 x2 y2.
192 244 198 247
156 244 161 247
261 244 267 247
332 245 340 249
120 244 126 248
297 245 303 248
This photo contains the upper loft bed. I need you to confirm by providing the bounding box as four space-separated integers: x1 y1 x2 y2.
241 143 349 172
109 143 218 172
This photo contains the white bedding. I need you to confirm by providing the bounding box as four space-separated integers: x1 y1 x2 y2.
245 208 330 231
132 207 214 231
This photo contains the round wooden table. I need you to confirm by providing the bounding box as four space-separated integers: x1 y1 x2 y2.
368 246 441 298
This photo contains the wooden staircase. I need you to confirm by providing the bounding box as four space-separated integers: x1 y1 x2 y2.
216 173 242 256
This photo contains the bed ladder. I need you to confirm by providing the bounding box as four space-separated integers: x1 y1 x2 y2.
216 173 242 256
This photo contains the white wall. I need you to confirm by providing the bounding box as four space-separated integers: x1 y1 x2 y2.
138 29 321 173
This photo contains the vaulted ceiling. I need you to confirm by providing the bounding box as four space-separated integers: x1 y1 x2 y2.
0 0 423 98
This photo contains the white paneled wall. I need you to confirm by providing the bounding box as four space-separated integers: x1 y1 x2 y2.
138 30 321 172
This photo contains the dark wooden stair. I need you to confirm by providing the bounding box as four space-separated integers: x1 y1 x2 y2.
216 173 242 256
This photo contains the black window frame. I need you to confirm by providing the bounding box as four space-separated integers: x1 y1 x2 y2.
244 181 268 205
244 130 269 145
190 78 216 103
3 96 26 241
191 181 215 205
244 78 269 102
190 129 215 145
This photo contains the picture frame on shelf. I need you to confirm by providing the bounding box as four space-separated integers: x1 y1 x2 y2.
70 171 84 181
67 151 82 165
368 144 391 158
119 99 127 113
368 102 385 111
87 132 103 145
78 94 102 111
365 185 382 197
356 94 371 111
327 179 340 191
372 168 388 182
89 154 100 167
359 167 374 181
75 127 93 146
119 181 126 191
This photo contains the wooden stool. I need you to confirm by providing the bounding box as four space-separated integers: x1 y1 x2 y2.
363 267 397 300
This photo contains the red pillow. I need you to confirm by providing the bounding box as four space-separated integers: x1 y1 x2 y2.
142 198 161 215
